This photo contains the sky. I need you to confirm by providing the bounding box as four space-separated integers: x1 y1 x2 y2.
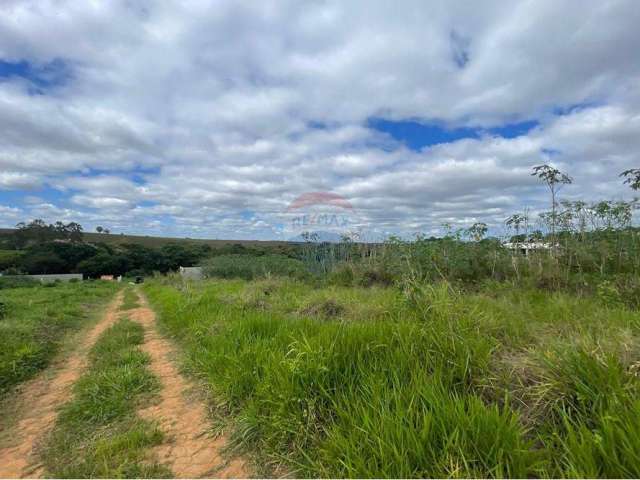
0 0 639 240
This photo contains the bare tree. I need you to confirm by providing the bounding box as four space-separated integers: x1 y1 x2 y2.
531 164 572 244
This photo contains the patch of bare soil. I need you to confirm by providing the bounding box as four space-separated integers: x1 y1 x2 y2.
0 291 124 479
132 291 248 479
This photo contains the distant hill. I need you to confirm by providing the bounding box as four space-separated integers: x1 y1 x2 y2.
0 228 299 249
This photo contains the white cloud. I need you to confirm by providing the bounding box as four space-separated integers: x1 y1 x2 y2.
1 1 639 238
0 171 41 189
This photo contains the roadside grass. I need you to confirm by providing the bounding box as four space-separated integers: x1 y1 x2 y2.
41 317 170 478
119 287 140 311
144 278 640 478
0 281 118 397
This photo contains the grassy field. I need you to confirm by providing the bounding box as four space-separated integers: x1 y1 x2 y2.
0 281 118 396
41 315 169 478
144 277 640 478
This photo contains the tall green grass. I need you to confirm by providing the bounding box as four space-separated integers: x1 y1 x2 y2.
41 317 170 478
0 281 118 396
200 253 308 280
144 278 640 477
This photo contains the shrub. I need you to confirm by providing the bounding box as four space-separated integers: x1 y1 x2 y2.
201 254 308 280
0 276 38 289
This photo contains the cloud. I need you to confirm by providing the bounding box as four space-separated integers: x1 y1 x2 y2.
0 171 41 189
0 0 639 238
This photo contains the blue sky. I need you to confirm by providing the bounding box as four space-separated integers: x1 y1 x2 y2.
368 119 540 150
0 1 638 240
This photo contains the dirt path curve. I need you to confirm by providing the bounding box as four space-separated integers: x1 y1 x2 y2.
0 291 124 479
132 290 248 479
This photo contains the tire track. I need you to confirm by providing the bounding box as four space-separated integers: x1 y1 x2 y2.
132 290 248 479
0 291 124 478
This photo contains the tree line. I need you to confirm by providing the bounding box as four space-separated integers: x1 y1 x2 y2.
1 220 211 277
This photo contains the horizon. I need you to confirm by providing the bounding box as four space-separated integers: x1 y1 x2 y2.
1 2 639 240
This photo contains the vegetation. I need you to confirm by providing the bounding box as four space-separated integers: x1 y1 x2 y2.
0 220 302 278
201 254 308 281
0 234 213 278
145 276 640 478
119 287 140 311
41 316 170 478
0 281 117 396
136 166 640 478
0 165 636 476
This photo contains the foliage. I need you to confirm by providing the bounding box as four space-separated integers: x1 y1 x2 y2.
0 275 38 289
201 254 308 280
144 278 640 477
620 168 640 191
11 219 83 249
0 249 23 271
0 281 117 396
1 233 212 277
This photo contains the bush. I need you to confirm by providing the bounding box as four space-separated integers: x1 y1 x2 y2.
201 254 308 280
0 249 23 271
0 276 38 289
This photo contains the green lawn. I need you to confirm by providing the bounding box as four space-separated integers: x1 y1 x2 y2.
144 277 640 478
0 281 117 396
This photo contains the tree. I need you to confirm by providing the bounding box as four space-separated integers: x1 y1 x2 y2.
531 164 572 244
66 222 83 242
466 222 488 242
21 252 67 274
505 214 525 241
96 226 104 233
77 252 128 277
620 169 640 191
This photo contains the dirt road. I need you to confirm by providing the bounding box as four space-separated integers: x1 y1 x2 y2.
0 291 124 478
0 288 247 479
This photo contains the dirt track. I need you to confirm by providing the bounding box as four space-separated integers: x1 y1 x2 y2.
0 291 124 478
0 288 247 479
134 291 247 478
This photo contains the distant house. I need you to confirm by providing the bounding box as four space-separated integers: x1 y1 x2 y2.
100 275 115 281
503 242 555 256
179 266 203 280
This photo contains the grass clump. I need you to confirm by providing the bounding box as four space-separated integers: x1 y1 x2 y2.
41 317 170 478
0 281 117 396
119 287 140 311
144 278 640 478
299 298 345 320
